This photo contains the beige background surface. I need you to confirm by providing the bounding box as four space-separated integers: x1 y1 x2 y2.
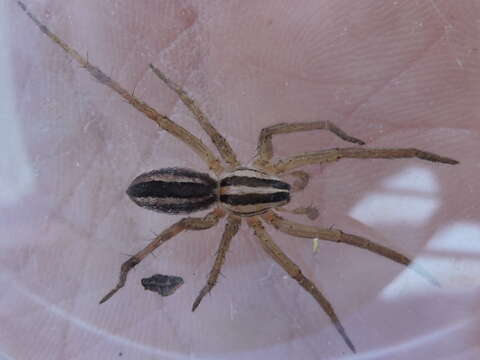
2 0 480 359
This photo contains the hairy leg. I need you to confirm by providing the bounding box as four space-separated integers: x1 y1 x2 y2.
192 215 241 311
149 64 240 169
247 216 356 353
100 208 225 304
16 1 224 175
272 147 459 173
254 121 365 167
262 211 439 286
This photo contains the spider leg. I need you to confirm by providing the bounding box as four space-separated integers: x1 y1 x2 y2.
262 211 440 286
247 216 356 353
254 121 365 167
99 208 225 304
192 215 241 311
149 64 240 169
16 1 224 175
272 147 459 173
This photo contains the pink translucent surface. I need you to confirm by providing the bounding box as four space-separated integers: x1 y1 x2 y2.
2 1 480 359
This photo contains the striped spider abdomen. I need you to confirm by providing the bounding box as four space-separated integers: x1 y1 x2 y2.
127 168 218 214
127 167 291 217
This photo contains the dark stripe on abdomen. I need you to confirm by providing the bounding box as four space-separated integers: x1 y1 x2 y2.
220 176 290 190
127 181 215 199
220 192 289 206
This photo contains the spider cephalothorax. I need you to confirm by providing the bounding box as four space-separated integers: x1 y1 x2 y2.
18 1 459 353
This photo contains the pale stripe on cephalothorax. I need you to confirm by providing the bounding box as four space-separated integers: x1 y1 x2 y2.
227 168 281 180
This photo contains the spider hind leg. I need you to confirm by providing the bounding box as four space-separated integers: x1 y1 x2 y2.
247 216 356 353
262 210 440 287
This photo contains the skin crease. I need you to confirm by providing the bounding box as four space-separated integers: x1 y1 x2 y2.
3 0 480 359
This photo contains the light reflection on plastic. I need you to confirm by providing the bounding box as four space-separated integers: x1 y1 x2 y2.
428 223 480 254
344 167 477 357
336 318 472 360
349 167 440 226
383 167 439 193
0 2 34 206
382 222 480 299
346 166 480 298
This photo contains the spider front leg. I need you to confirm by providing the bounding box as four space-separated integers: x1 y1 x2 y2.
192 215 241 311
272 147 459 173
247 217 356 353
99 208 225 304
149 64 240 169
262 211 439 286
254 121 365 168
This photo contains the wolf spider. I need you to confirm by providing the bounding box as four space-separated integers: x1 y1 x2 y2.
17 1 459 353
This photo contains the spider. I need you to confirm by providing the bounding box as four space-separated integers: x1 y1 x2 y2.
18 1 459 353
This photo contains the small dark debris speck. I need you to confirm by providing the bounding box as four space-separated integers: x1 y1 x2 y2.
141 274 184 296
